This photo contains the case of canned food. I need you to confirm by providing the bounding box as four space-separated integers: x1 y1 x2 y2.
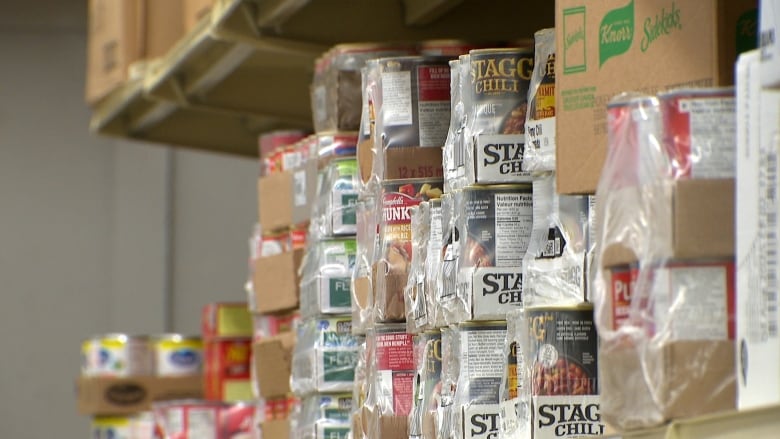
299 238 357 318
522 28 557 174
294 393 353 439
291 317 362 396
403 199 444 333
593 92 737 430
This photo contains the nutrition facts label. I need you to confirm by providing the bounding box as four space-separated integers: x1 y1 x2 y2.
681 97 737 179
494 193 533 267
382 71 413 126
462 327 506 403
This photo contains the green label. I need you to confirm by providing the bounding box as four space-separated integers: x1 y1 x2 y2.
640 2 682 52
599 0 634 67
336 159 358 177
328 277 352 309
341 193 358 225
736 9 758 54
344 239 357 256
321 426 350 439
324 408 351 422
322 331 356 347
323 351 358 382
563 6 587 74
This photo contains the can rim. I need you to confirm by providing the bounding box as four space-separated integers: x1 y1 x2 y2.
469 47 533 55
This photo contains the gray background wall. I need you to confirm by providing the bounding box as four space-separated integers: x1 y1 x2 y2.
0 2 257 437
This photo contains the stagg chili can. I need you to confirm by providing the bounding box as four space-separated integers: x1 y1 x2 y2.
375 324 416 416
459 185 533 320
457 320 507 439
469 48 535 184
526 304 604 438
377 179 443 322
379 56 455 149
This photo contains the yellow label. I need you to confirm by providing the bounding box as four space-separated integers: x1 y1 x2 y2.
224 380 254 402
100 338 126 349
508 364 518 399
217 306 252 337
92 416 130 428
156 339 203 351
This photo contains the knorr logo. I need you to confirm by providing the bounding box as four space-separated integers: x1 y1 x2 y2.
641 2 682 52
599 0 634 67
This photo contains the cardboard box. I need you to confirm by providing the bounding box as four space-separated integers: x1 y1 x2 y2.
253 250 304 314
737 51 780 409
555 0 758 194
86 0 143 103
144 0 185 59
201 303 252 340
184 0 214 32
253 333 296 399
761 0 780 88
204 338 253 402
260 420 290 438
384 147 444 181
77 376 203 416
601 179 735 268
258 159 318 232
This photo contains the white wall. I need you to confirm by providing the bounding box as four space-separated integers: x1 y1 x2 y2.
0 8 258 438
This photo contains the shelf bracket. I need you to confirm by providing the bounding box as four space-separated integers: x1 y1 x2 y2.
239 2 263 38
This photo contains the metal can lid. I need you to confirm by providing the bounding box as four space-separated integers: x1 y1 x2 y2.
464 183 532 192
458 320 508 329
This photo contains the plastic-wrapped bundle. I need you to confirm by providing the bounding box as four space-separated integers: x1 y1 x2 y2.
499 310 530 439
408 330 443 439
523 29 557 173
449 55 472 191
464 48 535 185
352 194 380 334
593 91 736 430
522 176 592 307
437 327 458 439
405 203 431 332
375 180 443 323
437 191 464 326
152 400 256 439
291 317 362 396
295 394 352 439
351 341 369 439
443 59 462 193
299 238 356 319
312 157 359 238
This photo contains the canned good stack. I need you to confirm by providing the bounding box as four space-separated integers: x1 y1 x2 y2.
78 332 205 439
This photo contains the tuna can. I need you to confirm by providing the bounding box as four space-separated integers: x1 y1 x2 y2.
152 334 203 377
82 334 152 377
469 48 535 184
526 304 603 438
377 179 443 322
459 185 533 320
379 56 455 149
375 323 416 416
456 320 507 439
659 87 736 179
91 416 131 439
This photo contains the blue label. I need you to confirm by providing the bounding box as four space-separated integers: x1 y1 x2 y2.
99 348 111 366
170 349 200 367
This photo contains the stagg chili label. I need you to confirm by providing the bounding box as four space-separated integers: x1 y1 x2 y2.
460 187 533 319
507 341 518 399
462 403 502 439
380 57 454 149
376 326 416 416
526 28 556 162
470 49 534 184
527 306 603 439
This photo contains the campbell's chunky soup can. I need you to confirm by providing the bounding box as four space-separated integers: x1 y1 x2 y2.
375 324 416 416
377 179 443 322
526 304 604 439
469 48 534 184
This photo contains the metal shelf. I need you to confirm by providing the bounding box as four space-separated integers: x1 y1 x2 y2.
602 405 780 439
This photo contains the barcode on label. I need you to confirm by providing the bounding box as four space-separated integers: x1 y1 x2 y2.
761 147 778 337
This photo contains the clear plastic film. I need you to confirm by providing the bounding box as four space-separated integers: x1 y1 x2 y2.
246 224 262 311
376 181 443 323
523 175 591 307
313 157 359 238
453 321 507 439
437 327 459 439
523 29 556 173
426 199 444 330
295 394 353 439
409 330 443 439
352 193 380 335
593 91 737 430
300 238 356 319
443 59 462 193
405 203 431 333
464 48 534 185
351 340 369 439
451 55 471 190
438 190 464 326
291 317 362 396
499 310 531 439
456 185 533 322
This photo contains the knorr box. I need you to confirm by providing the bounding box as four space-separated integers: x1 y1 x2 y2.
555 0 757 194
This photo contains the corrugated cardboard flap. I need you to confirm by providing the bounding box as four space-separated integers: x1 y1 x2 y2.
76 375 203 416
259 172 294 232
673 178 734 259
253 250 304 314
260 419 290 438
253 332 296 399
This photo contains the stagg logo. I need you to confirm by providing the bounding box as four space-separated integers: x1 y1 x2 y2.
536 402 605 437
482 141 525 175
105 383 146 405
470 412 500 439
481 271 523 305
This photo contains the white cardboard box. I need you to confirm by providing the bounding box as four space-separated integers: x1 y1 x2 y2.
737 49 780 409
761 0 780 88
